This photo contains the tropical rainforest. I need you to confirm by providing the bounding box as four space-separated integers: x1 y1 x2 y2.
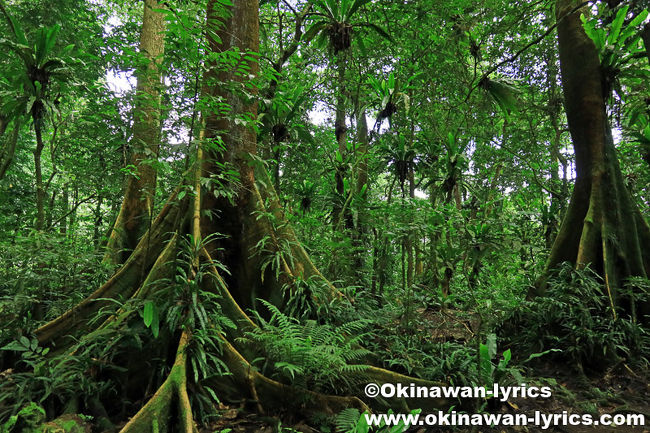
0 0 649 432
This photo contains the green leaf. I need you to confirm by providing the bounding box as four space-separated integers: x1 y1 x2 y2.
5 7 28 45
447 131 455 151
19 336 30 348
151 309 160 338
522 348 561 363
302 21 328 44
144 300 154 327
485 79 520 117
479 343 494 383
359 23 392 42
580 14 605 50
620 9 649 47
347 0 372 20
607 5 628 46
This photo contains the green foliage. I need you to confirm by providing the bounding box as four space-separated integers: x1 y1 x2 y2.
240 300 371 392
151 234 234 335
0 232 110 339
478 77 521 118
0 332 116 421
303 0 391 53
503 264 650 369
1 402 45 433
1 0 650 430
0 6 78 126
581 4 650 99
478 333 522 387
164 234 235 422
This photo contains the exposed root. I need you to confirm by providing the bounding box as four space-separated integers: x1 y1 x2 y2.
86 234 179 335
218 336 370 415
200 253 452 411
119 330 197 433
254 168 341 298
35 193 188 346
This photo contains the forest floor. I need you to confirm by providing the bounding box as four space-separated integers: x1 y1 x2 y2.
201 364 648 433
198 319 648 433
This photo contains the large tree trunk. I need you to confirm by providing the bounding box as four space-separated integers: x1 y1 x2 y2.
533 0 650 322
104 0 166 265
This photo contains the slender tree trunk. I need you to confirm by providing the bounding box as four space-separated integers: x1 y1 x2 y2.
546 51 564 247
60 184 69 235
93 195 104 246
353 109 369 277
333 53 347 230
356 110 369 200
533 0 650 323
104 0 166 265
47 190 56 229
639 23 650 166
406 164 415 289
34 123 46 231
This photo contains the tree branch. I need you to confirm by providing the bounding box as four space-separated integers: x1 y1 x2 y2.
47 194 96 230
465 0 593 102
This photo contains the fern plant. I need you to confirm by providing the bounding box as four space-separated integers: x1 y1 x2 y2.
239 300 371 393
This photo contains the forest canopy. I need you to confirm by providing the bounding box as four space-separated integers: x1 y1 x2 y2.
0 0 649 432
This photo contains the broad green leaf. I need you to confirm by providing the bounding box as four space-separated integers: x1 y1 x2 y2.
347 0 372 21
144 300 154 327
302 21 328 44
359 22 392 41
607 5 629 46
620 9 649 47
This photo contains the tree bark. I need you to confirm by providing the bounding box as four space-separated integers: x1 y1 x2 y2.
533 0 650 322
34 123 46 231
353 109 369 277
333 53 348 232
104 0 166 265
0 118 19 180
